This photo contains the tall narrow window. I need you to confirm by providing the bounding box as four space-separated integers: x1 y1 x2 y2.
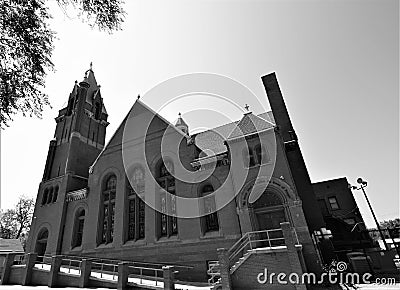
47 187 53 204
66 97 74 116
100 175 116 244
94 103 101 119
328 196 340 210
42 189 48 205
255 145 270 165
157 160 178 238
73 209 85 248
53 186 59 203
243 147 255 167
126 168 145 241
201 184 219 233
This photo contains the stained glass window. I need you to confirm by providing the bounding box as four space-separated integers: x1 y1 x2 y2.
202 184 219 233
157 160 178 237
126 168 145 241
100 175 116 244
73 209 85 247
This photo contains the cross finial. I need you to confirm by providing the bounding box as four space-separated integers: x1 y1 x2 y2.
90 62 93 70
244 104 250 111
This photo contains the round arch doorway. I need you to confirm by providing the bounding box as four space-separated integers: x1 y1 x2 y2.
35 228 49 261
250 190 287 232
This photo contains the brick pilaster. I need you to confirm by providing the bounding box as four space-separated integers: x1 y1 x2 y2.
0 253 16 285
117 262 129 290
22 253 37 286
281 222 307 290
79 259 92 288
162 265 175 290
48 255 62 287
217 248 232 290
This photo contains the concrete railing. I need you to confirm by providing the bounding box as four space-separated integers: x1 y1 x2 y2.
0 253 178 290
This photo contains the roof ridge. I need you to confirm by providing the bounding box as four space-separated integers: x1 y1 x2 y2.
192 111 274 137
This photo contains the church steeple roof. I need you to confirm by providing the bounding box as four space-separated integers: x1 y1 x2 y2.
175 112 189 135
175 112 188 127
78 63 106 113
81 62 98 88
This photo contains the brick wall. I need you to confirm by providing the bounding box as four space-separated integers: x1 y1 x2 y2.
231 249 297 290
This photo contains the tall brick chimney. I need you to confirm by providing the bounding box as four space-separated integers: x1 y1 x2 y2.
262 72 325 232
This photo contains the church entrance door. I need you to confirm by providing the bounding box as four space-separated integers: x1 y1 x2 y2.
255 209 286 230
250 191 287 247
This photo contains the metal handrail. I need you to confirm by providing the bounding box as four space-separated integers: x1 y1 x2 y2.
227 232 251 256
57 254 192 270
91 261 118 279
34 255 52 269
28 253 184 285
127 265 164 286
60 258 82 275
12 254 26 265
207 261 220 284
228 228 286 267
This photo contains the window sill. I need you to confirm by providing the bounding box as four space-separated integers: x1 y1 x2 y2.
70 245 83 252
156 235 180 243
96 242 114 249
200 231 222 239
123 239 146 247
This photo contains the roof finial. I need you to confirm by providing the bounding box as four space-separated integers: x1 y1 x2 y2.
178 112 182 117
244 104 250 111
90 62 93 70
137 94 140 99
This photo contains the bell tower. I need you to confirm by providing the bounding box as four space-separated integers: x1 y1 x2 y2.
27 65 109 255
42 64 108 182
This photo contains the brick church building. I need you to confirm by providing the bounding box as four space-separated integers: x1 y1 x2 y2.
26 67 367 282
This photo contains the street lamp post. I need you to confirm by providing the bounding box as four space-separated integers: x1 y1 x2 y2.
351 177 389 250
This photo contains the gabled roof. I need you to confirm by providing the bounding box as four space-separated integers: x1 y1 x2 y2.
194 111 275 157
90 98 187 171
228 112 274 139
0 239 24 253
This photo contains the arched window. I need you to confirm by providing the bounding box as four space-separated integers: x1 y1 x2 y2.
100 175 116 244
42 189 48 206
38 229 49 240
47 187 53 204
126 168 145 241
252 191 283 209
157 160 178 238
53 186 59 203
201 184 219 233
254 145 270 165
72 209 85 248
243 147 255 168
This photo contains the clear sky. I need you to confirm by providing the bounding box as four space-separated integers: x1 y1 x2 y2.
1 0 399 228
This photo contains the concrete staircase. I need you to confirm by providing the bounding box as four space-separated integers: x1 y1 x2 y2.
229 250 252 274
